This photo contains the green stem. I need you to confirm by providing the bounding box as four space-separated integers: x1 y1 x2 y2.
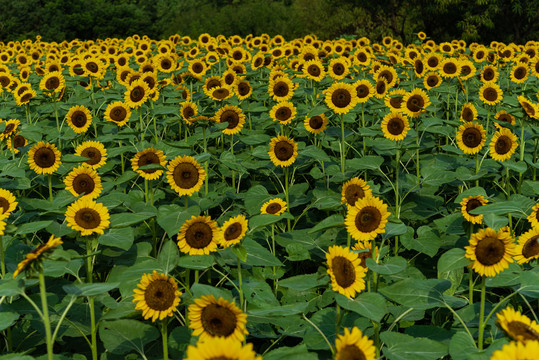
237 256 244 309
395 146 401 256
194 270 199 284
203 127 208 196
48 174 53 202
271 224 278 293
285 167 291 231
477 277 486 350
39 271 54 360
144 179 149 203
87 240 98 360
139 108 145 142
415 120 420 184
231 134 235 191
475 154 480 188
0 235 5 278
161 319 169 360
361 104 367 158
373 321 381 359
340 114 346 174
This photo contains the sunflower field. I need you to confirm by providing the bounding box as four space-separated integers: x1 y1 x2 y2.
1 32 539 360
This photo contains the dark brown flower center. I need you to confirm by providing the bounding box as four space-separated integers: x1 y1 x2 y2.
309 116 324 130
462 127 482 148
522 102 535 117
522 235 539 259
192 62 204 73
207 78 221 90
130 86 145 102
73 174 95 195
110 106 127 122
74 208 101 229
224 222 242 241
387 117 405 135
34 147 56 168
506 321 539 341
266 203 282 214
143 76 156 90
406 94 424 112
389 96 403 109
414 59 424 74
332 88 352 108
0 197 9 214
379 70 394 84
275 107 292 122
3 124 14 134
81 147 102 165
495 135 512 155
498 114 513 124
427 57 439 68
220 110 240 130
71 110 87 127
344 184 365 206
333 63 345 75
237 81 251 96
160 59 172 70
144 279 175 311
356 84 369 98
355 206 382 233
273 81 289 97
475 235 505 266
483 68 495 81
331 256 356 288
427 75 439 87
337 344 366 360
138 152 160 173
462 107 474 122
483 87 498 102
212 88 230 100
443 62 457 74
172 162 199 189
308 64 321 76
185 221 213 249
461 65 471 76
201 304 237 337
45 76 60 90
465 198 482 216
376 80 386 95
254 57 263 67
514 67 527 80
274 140 294 161
183 106 195 119
20 92 33 102
86 61 98 73
357 52 367 62
13 134 25 148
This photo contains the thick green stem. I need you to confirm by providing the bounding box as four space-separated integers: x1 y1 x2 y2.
0 235 5 278
373 321 381 359
415 120 420 184
161 319 169 360
395 147 401 256
203 127 208 195
87 240 98 360
477 277 486 350
340 114 346 174
285 167 291 231
139 108 144 142
39 272 54 360
237 256 244 309
48 174 53 202
231 134 235 191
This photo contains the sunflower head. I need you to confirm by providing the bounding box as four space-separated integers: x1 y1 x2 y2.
514 227 539 264
270 101 296 125
335 327 377 360
465 227 516 277
166 155 205 197
268 76 294 101
13 235 63 278
460 103 478 122
402 88 430 117
66 105 92 134
268 135 298 167
64 166 103 200
177 215 219 255
124 79 150 108
479 82 503 106
184 336 262 360
0 188 17 218
497 307 539 343
65 198 110 236
133 270 182 322
456 122 486 155
28 142 62 175
341 178 372 208
219 215 248 248
324 82 358 115
260 198 287 215
518 96 538 119
490 128 518 162
131 148 167 180
345 195 390 242
460 195 488 224
326 246 367 298
74 140 108 169
104 101 131 126
215 105 246 135
381 112 410 141
304 113 328 134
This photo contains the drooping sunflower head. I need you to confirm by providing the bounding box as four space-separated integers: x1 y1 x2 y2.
326 246 367 299
215 105 246 135
269 101 297 125
28 141 62 175
414 58 426 77
381 112 410 141
460 103 478 122
131 148 167 181
402 88 430 118
260 198 287 215
514 227 539 264
304 113 329 134
16 89 36 106
219 214 248 248
335 326 377 360
268 135 298 167
166 155 205 197
65 105 92 134
13 235 63 278
64 166 102 200
65 198 110 236
104 101 131 127
0 119 20 141
460 195 488 224
184 336 262 360
465 227 516 277
8 134 27 153
124 79 150 108
518 95 538 119
479 82 503 106
188 294 248 342
456 122 486 155
345 195 390 242
74 140 108 169
497 307 539 343
341 178 372 208
0 188 18 218
208 85 233 101
490 127 518 162
132 270 182 322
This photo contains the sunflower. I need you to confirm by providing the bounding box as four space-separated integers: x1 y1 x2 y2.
518 96 538 119
208 85 233 101
497 307 539 342
328 57 350 80
131 148 167 180
65 198 110 236
353 79 374 103
414 58 426 78
12 235 63 278
335 327 376 360
374 65 398 88
269 101 296 125
188 295 248 342
510 63 529 84
459 60 477 81
417 32 427 40
74 140 107 169
104 101 131 126
383 89 405 112
527 203 539 228
465 227 516 277
180 101 198 124
39 71 65 95
326 246 367 299
28 142 62 175
183 336 261 360
154 54 176 73
0 119 20 141
514 227 539 264
425 53 442 70
188 60 208 80
456 122 486 155
64 166 102 200
132 270 181 322
422 72 441 90
234 78 252 100
15 89 36 106
402 88 430 118
213 105 245 135
341 178 372 208
260 198 287 215
479 82 503 106
345 196 390 242
65 105 92 134
124 79 150 108
460 195 488 224
325 82 358 115
303 59 325 81
304 114 329 134
202 76 223 97
268 76 294 102
480 65 499 82
7 134 27 154
460 103 478 122
490 128 518 162
439 58 461 78
0 188 17 218
381 112 410 141
490 340 539 360
219 214 248 248
268 135 298 167
494 110 516 129
166 155 205 197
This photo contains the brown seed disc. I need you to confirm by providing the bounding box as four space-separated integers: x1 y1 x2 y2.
265 202 282 214
274 141 294 161
475 235 505 266
81 147 102 166
74 208 101 229
331 88 352 108
494 135 512 155
73 173 95 195
185 222 213 249
144 279 176 311
331 256 356 288
138 152 160 174
110 106 127 122
172 162 199 189
387 117 405 135
462 127 483 148
309 116 324 130
220 110 240 130
201 304 237 337
71 110 87 128
354 206 382 233
224 222 242 241
338 345 367 360
522 235 539 259
34 147 56 168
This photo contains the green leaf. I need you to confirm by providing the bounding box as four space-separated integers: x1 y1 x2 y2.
335 292 387 322
449 332 478 360
177 255 214 270
156 204 200 237
243 238 283 267
110 212 154 228
0 354 35 360
242 280 279 309
231 244 247 262
308 214 344 233
249 214 286 230
379 279 451 310
190 284 232 302
437 248 471 273
98 227 134 250
0 279 24 296
157 240 180 273
15 220 53 235
279 273 324 291
483 213 508 231
248 302 309 317
366 256 407 275
381 331 448 360
517 270 539 298
99 319 159 355
502 160 527 173
63 282 120 297
301 145 331 162
400 226 441 257
264 344 318 360
347 155 384 170
0 312 19 331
